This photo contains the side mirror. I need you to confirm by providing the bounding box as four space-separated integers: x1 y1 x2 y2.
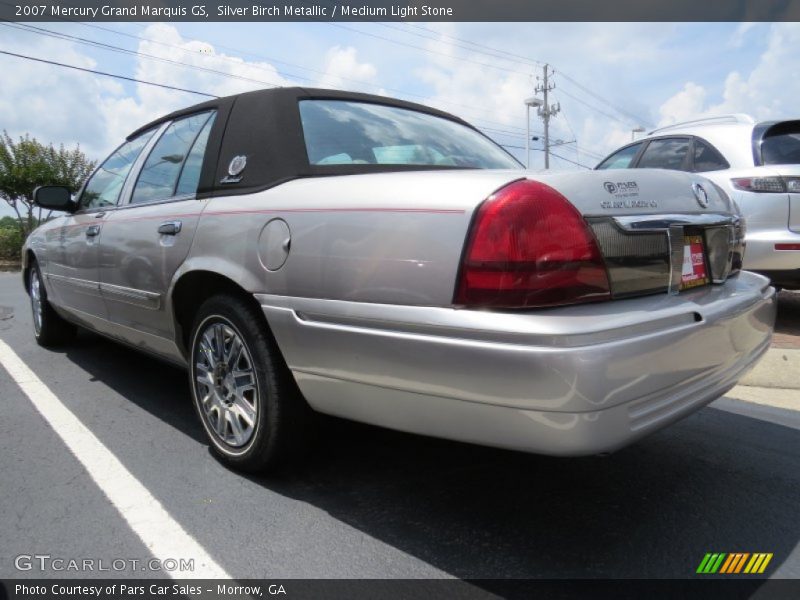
33 186 76 213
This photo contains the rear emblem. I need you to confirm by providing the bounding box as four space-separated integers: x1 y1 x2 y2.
692 183 709 208
221 155 247 184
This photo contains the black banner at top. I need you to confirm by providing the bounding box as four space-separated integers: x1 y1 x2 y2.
3 0 800 22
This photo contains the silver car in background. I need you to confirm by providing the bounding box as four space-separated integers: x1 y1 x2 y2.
23 89 775 473
597 114 800 288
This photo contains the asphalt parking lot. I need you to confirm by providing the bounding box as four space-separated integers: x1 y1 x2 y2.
1 271 799 582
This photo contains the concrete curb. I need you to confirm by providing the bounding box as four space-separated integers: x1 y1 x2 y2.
726 385 800 409
739 347 800 390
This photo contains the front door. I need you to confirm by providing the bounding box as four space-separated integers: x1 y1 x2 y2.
98 111 216 355
47 130 157 320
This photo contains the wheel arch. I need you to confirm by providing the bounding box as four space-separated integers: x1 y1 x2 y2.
170 268 270 359
22 249 37 294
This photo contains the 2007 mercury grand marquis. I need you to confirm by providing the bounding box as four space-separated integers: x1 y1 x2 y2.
23 88 776 472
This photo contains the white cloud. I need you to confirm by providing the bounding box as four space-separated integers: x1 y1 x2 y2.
659 23 800 126
0 32 114 159
412 23 673 168
0 24 306 161
99 23 296 146
6 20 800 176
658 82 707 126
316 46 377 91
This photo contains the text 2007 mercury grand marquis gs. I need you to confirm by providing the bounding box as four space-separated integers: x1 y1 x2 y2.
23 88 776 472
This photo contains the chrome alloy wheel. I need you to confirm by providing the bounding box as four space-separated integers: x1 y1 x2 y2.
30 269 43 335
194 320 259 448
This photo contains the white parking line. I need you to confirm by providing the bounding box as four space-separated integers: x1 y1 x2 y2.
0 339 231 579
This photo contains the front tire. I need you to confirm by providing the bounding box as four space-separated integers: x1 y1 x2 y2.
189 294 313 472
29 262 76 347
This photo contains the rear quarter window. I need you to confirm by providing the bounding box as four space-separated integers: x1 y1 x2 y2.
692 139 729 172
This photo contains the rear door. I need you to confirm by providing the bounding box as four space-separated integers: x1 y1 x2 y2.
47 130 156 319
98 111 217 353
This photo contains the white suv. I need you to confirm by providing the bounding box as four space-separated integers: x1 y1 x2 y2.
597 114 800 289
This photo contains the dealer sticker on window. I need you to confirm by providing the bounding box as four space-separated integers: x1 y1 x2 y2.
681 234 709 290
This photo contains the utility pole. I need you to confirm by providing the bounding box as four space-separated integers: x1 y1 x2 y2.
535 64 560 169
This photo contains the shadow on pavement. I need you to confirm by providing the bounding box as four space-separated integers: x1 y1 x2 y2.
56 328 800 581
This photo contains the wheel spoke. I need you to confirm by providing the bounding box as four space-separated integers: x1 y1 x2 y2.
227 410 246 445
200 331 217 368
195 363 214 388
233 370 255 392
200 392 214 410
212 407 227 438
226 335 243 367
214 325 226 362
232 396 256 427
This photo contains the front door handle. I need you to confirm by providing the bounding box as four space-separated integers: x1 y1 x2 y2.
158 220 182 235
85 225 101 237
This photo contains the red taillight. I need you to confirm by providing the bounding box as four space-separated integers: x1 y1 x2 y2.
731 176 800 193
455 179 611 308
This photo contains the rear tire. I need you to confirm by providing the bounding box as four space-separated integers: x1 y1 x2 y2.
29 261 76 347
188 294 314 473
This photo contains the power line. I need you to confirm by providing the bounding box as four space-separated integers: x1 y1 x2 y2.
544 150 593 170
556 69 653 127
0 48 217 97
0 46 526 156
353 21 651 129
327 22 527 76
1 22 286 89
18 19 536 137
376 22 545 68
3 18 624 163
406 23 544 67
556 86 635 127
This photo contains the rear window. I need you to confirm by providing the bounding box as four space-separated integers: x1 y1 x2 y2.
298 100 521 169
761 122 800 165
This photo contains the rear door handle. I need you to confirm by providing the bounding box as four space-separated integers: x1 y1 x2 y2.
85 225 101 237
158 220 182 235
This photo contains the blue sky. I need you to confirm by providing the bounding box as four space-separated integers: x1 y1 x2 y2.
0 21 797 216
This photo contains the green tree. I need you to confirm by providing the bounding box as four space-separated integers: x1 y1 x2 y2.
0 131 95 236
0 215 17 229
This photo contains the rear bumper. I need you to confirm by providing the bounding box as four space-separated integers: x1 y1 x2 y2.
744 229 800 286
257 271 776 456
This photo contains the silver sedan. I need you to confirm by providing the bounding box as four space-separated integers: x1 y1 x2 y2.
23 88 776 472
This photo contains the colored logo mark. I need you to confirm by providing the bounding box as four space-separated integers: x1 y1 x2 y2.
696 553 773 574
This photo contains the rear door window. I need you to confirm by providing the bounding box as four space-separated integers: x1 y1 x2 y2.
596 143 642 170
636 138 691 170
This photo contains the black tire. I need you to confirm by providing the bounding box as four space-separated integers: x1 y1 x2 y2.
188 294 314 472
28 261 77 347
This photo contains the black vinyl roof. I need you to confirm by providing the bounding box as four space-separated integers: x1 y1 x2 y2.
126 87 488 198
